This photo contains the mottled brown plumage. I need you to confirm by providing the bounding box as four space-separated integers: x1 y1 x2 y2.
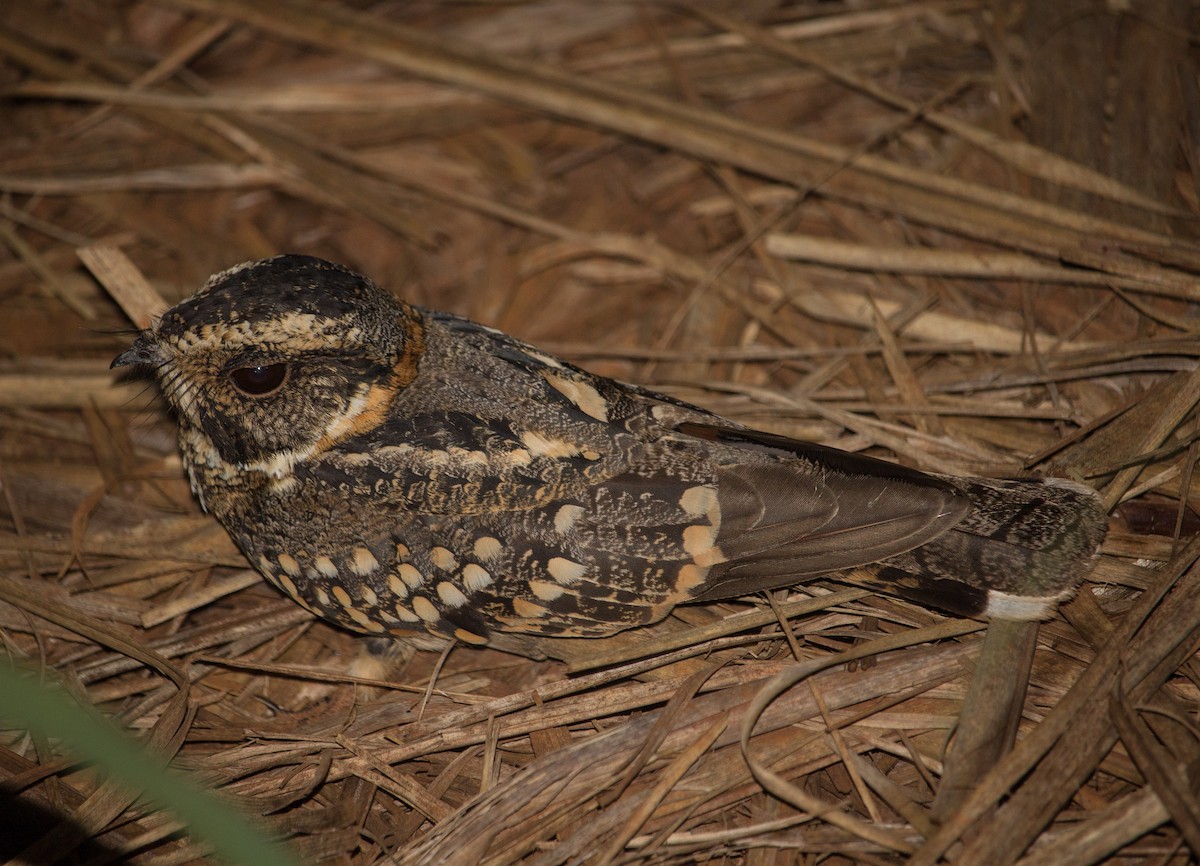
113 255 1108 644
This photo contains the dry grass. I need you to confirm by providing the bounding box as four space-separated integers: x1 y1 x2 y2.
2 1 1199 864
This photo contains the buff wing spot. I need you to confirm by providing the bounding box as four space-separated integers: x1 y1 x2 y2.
542 371 609 422
388 573 410 599
548 557 587 584
683 524 726 567
411 596 440 623
462 563 493 592
474 536 504 562
675 563 707 593
437 581 469 608
276 572 300 599
529 580 566 601
454 628 489 645
350 546 380 576
513 597 549 619
554 504 584 534
398 563 424 589
431 546 459 571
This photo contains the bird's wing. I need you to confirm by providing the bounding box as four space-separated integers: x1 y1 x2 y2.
670 422 972 601
304 406 623 515
301 409 973 638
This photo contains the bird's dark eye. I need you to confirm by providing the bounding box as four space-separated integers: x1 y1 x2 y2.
229 363 288 396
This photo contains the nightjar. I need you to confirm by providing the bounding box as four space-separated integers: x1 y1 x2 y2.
113 255 1107 646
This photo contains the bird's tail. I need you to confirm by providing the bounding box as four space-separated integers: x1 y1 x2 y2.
850 477 1108 619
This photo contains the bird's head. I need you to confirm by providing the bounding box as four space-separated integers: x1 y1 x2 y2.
113 255 424 474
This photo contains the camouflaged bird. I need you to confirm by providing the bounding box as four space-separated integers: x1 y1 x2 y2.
113 255 1107 646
